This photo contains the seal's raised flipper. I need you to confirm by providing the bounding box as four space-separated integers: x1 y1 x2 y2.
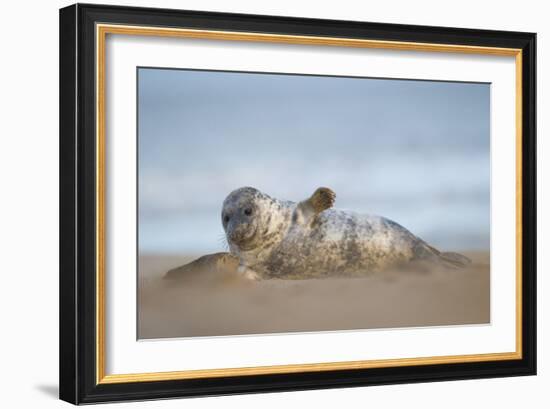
294 187 336 226
310 187 336 213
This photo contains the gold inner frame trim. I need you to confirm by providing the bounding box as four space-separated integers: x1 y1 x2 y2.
95 23 523 385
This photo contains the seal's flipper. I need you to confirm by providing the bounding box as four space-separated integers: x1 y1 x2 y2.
413 241 471 269
164 252 239 280
309 187 336 213
439 251 471 268
294 187 336 226
237 264 261 280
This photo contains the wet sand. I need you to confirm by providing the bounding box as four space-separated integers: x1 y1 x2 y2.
138 252 489 339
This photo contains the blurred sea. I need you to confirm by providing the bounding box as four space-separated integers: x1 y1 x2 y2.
138 68 490 254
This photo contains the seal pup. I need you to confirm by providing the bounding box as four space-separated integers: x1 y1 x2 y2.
222 186 471 280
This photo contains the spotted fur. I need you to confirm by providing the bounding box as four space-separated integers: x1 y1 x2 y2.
222 187 469 279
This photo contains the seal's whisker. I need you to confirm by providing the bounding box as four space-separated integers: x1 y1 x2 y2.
217 232 229 251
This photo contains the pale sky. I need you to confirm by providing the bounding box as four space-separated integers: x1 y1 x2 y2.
138 68 490 253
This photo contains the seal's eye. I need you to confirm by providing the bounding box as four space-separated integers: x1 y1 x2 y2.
244 208 253 216
223 215 230 224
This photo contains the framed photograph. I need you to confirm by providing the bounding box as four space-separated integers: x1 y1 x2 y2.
59 3 536 404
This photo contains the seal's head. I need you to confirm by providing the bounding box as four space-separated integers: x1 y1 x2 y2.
222 187 268 251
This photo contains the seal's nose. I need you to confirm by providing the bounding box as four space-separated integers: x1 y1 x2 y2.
230 230 245 243
229 223 250 244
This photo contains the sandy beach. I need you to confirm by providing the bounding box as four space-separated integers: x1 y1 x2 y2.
138 252 489 339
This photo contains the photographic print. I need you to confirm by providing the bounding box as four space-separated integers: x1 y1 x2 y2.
60 5 536 403
137 68 490 339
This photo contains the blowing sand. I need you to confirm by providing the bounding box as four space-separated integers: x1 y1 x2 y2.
138 252 489 339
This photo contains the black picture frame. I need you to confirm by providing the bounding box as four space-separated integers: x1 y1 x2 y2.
59 3 536 404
